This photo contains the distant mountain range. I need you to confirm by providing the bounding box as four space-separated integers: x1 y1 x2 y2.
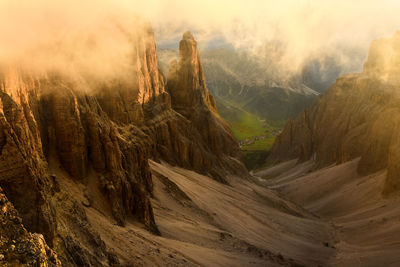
158 47 360 125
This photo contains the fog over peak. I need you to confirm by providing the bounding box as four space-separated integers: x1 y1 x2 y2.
150 0 400 73
1 0 400 77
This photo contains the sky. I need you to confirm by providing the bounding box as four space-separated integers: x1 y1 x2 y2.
1 0 400 75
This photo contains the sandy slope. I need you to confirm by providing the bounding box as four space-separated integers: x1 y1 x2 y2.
149 161 335 266
52 152 340 266
50 137 400 266
254 159 400 267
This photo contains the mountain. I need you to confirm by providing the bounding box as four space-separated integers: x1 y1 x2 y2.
159 47 320 124
6 16 398 266
267 31 400 194
0 23 248 265
200 48 320 123
3 21 374 266
247 31 400 266
0 23 351 266
158 47 323 170
158 46 361 170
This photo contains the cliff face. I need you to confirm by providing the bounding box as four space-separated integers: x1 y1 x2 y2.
0 25 245 265
267 31 400 195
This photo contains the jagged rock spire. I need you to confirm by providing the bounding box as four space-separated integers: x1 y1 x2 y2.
167 31 217 117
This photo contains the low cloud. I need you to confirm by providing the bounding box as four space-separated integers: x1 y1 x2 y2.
1 0 400 79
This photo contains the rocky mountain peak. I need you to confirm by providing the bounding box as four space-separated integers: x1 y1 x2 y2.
167 31 217 117
180 31 198 65
165 31 245 180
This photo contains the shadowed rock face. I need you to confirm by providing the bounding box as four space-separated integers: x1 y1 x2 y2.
0 24 245 265
267 31 400 195
0 187 61 266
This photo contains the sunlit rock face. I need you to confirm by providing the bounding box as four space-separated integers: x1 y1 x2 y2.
0 23 246 265
267 31 400 195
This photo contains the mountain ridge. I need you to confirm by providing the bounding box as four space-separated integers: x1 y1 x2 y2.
267 31 400 195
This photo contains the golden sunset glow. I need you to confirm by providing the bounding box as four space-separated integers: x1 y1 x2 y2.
1 1 400 266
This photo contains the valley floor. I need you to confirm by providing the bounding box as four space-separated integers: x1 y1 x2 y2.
84 160 337 267
52 152 400 266
55 157 338 266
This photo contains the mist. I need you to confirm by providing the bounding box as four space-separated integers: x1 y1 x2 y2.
0 0 151 80
149 0 400 73
1 0 400 78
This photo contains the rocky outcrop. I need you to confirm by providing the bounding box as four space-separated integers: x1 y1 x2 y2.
0 24 245 265
0 187 60 266
167 31 217 115
267 31 400 195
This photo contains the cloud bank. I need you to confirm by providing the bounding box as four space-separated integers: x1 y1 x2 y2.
149 0 400 72
1 0 400 76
